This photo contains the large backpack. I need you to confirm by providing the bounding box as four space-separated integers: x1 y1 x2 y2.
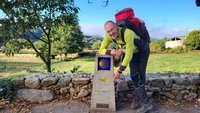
115 8 150 51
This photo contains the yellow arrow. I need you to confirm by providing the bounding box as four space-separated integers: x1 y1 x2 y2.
99 76 110 84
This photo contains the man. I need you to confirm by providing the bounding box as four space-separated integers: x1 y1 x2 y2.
99 20 152 113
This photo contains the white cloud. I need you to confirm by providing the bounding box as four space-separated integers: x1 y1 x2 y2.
80 24 105 37
149 27 188 39
80 24 190 40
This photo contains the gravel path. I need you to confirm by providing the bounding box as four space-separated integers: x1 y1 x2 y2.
1 100 200 113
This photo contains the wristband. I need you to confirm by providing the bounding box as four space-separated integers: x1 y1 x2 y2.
117 70 122 74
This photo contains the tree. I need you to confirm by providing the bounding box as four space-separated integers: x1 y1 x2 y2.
83 37 101 49
35 24 84 61
1 39 22 56
64 25 85 54
150 38 170 53
51 24 84 60
1 38 29 56
0 0 79 72
183 30 200 50
92 40 101 50
150 41 162 53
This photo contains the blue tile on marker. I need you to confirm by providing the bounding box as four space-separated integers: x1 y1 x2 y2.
97 57 111 70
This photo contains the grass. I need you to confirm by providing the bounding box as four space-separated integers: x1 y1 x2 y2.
51 57 95 73
147 52 200 73
0 53 44 77
0 51 200 78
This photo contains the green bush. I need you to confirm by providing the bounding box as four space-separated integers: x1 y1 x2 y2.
63 57 74 62
165 46 188 54
92 41 101 50
183 30 200 50
70 65 81 73
0 64 5 70
150 39 169 53
0 78 15 100
78 51 97 57
19 49 36 54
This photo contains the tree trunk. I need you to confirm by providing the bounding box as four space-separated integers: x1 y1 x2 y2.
26 38 51 72
46 58 51 72
59 54 62 61
64 53 68 59
47 34 51 72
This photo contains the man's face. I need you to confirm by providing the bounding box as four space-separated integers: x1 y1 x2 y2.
105 23 118 40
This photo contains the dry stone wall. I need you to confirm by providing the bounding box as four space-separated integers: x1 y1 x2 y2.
12 73 200 103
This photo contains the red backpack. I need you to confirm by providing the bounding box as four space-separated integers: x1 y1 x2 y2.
197 0 200 6
115 8 150 51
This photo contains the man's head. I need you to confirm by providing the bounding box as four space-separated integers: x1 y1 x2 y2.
104 21 118 40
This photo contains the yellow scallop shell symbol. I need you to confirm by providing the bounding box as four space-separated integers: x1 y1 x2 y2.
99 60 105 68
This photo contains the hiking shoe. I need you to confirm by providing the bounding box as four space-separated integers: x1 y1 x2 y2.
131 100 141 110
135 102 153 113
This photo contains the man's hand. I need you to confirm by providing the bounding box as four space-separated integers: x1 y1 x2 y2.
110 50 116 55
111 50 124 56
115 50 123 56
113 71 121 81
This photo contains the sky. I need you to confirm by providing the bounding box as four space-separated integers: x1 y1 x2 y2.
0 0 199 39
74 0 200 39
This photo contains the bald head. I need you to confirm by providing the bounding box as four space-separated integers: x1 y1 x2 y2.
104 21 116 28
104 20 118 39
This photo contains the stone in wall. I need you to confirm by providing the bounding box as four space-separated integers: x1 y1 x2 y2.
149 78 164 88
77 89 89 98
12 73 200 103
171 84 185 90
159 91 175 99
149 87 161 92
162 78 173 88
188 75 200 84
49 72 64 78
29 73 49 80
12 77 25 88
69 87 78 97
57 77 72 88
72 78 90 85
60 87 70 95
17 89 54 103
25 76 41 89
175 93 183 101
41 77 59 87
173 77 190 85
187 92 198 101
115 79 129 92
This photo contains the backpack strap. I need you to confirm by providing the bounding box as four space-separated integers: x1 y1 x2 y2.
111 38 117 44
121 27 126 44
120 26 143 52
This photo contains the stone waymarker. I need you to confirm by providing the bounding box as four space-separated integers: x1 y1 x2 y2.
90 55 116 112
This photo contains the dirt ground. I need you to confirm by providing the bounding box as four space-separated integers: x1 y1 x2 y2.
1 98 200 113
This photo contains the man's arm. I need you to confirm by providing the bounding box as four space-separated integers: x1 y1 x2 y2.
99 33 113 55
114 30 138 80
119 29 138 73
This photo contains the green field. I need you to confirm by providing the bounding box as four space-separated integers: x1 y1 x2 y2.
0 51 200 77
147 52 200 73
